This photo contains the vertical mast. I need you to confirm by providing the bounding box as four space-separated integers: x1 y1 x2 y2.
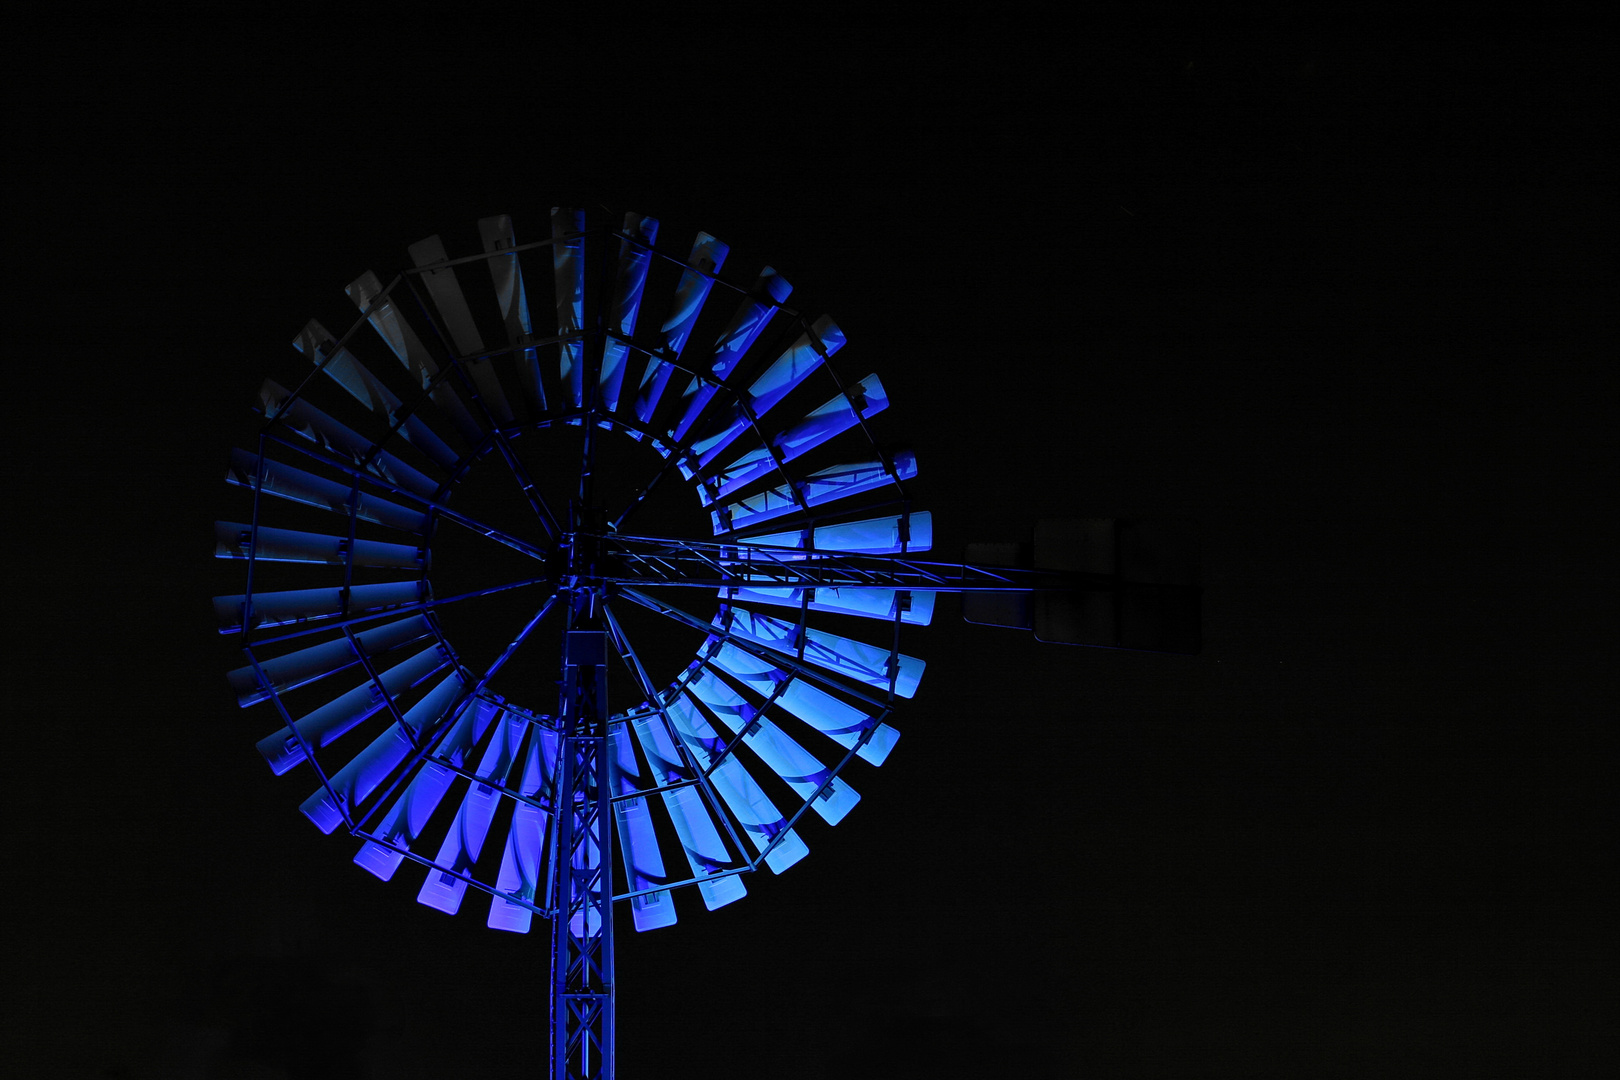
550 612 614 1080
551 212 616 1080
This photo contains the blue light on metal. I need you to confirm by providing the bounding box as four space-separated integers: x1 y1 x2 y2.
632 231 728 425
599 213 658 413
709 450 919 533
215 207 1171 1079
667 266 791 445
479 214 546 415
409 234 515 426
700 373 890 502
680 314 847 474
345 269 485 444
739 509 933 555
552 207 587 410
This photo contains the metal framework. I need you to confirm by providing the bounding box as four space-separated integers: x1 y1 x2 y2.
213 208 1198 1080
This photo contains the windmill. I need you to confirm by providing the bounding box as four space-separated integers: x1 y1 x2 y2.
213 207 1199 1080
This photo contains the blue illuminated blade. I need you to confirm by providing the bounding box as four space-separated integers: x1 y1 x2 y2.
292 320 460 469
350 695 497 872
717 606 925 698
489 720 560 933
302 669 470 836
214 521 427 570
226 449 428 534
707 643 899 766
702 374 888 501
668 268 791 445
682 671 860 826
631 231 729 425
600 213 659 414
478 215 546 413
417 707 529 914
213 580 427 632
345 761 456 852
738 510 932 555
408 235 515 426
255 642 449 775
610 722 677 930
258 380 440 501
682 315 846 475
628 712 746 911
227 614 434 706
719 582 935 627
551 208 587 409
660 695 808 874
347 271 484 446
710 450 918 534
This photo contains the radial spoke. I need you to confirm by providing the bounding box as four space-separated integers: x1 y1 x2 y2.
467 589 565 701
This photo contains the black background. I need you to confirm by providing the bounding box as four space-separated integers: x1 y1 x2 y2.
7 10 1614 1079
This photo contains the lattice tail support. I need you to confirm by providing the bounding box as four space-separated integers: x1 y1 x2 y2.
551 628 615 1080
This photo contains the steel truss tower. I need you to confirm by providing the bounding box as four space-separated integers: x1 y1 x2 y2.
213 208 1199 1080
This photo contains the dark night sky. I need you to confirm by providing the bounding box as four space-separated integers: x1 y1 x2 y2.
7 12 1615 1080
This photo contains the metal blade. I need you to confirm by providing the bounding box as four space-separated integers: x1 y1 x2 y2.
626 711 746 911
408 234 515 425
683 314 846 474
255 642 449 775
702 373 888 501
707 642 899 766
599 213 658 414
293 319 460 469
631 231 729 424
737 510 932 555
660 694 808 874
214 580 427 633
668 267 791 445
302 669 470 835
488 719 560 933
610 722 677 930
710 450 917 534
227 614 434 707
551 208 587 409
226 448 427 534
214 521 426 569
682 669 860 826
478 214 546 414
417 705 529 914
258 379 440 501
717 606 925 699
347 270 484 445
717 582 935 627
